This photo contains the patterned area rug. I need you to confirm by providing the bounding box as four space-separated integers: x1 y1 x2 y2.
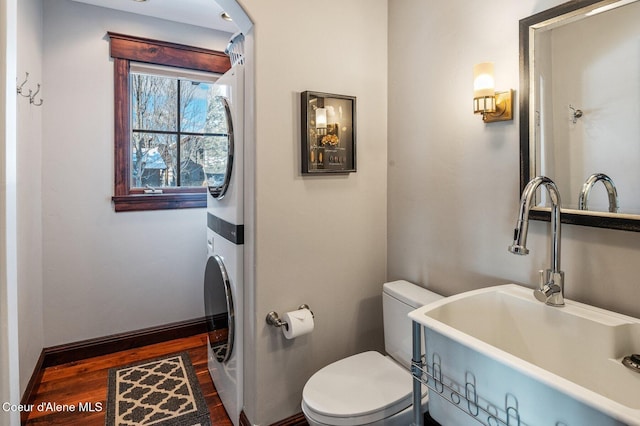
106 352 211 426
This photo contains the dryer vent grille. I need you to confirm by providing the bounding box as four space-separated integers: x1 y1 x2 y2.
225 32 245 66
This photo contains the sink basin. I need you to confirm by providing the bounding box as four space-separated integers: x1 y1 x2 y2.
409 284 640 425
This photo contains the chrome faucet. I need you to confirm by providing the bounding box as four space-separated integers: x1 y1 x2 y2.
508 176 565 306
578 173 619 213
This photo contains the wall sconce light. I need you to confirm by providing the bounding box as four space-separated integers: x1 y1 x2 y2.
473 62 513 123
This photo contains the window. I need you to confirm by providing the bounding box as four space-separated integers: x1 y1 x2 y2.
108 33 231 212
130 65 230 190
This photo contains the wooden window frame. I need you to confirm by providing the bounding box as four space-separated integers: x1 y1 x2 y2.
108 32 231 212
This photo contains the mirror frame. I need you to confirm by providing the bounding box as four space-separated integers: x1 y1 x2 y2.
519 0 640 232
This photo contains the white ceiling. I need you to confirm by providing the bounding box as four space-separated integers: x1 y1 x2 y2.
70 0 238 33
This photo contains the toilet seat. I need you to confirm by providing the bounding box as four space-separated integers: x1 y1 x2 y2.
302 351 426 425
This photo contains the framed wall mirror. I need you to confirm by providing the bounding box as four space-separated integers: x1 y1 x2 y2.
519 0 640 231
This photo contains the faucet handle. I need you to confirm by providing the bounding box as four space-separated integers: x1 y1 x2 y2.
535 269 565 306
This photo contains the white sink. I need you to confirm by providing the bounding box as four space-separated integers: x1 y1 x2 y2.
409 284 640 426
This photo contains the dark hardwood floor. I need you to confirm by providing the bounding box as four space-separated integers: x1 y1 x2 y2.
24 332 437 426
24 333 232 425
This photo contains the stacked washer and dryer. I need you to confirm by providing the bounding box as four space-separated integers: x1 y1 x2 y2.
203 63 244 426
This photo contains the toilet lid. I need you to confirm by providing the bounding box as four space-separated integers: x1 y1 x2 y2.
303 351 424 424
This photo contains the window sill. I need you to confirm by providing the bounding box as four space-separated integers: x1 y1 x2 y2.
112 193 206 212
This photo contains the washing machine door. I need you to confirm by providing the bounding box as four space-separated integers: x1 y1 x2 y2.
204 254 234 362
205 96 234 200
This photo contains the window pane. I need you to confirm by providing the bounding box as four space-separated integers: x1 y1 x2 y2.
131 73 177 131
180 80 228 134
131 133 178 188
180 135 228 187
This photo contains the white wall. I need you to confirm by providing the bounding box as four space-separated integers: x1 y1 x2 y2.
1 0 21 422
16 0 44 396
41 0 231 346
388 0 640 322
239 1 388 423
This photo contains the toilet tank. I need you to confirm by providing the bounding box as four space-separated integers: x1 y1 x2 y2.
383 280 442 369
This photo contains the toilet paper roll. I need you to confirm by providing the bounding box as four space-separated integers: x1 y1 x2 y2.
281 308 314 339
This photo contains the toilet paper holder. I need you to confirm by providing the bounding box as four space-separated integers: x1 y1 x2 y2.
266 305 314 331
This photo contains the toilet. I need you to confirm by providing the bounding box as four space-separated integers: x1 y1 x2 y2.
301 280 443 426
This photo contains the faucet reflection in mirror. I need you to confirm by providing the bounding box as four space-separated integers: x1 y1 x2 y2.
509 176 565 306
472 62 513 123
579 173 619 213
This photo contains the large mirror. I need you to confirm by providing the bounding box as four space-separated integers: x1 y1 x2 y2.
519 0 640 231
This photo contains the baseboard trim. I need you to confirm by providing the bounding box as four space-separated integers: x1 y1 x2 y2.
240 410 251 426
270 412 308 426
240 410 308 426
42 317 207 368
20 351 46 425
20 317 207 425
